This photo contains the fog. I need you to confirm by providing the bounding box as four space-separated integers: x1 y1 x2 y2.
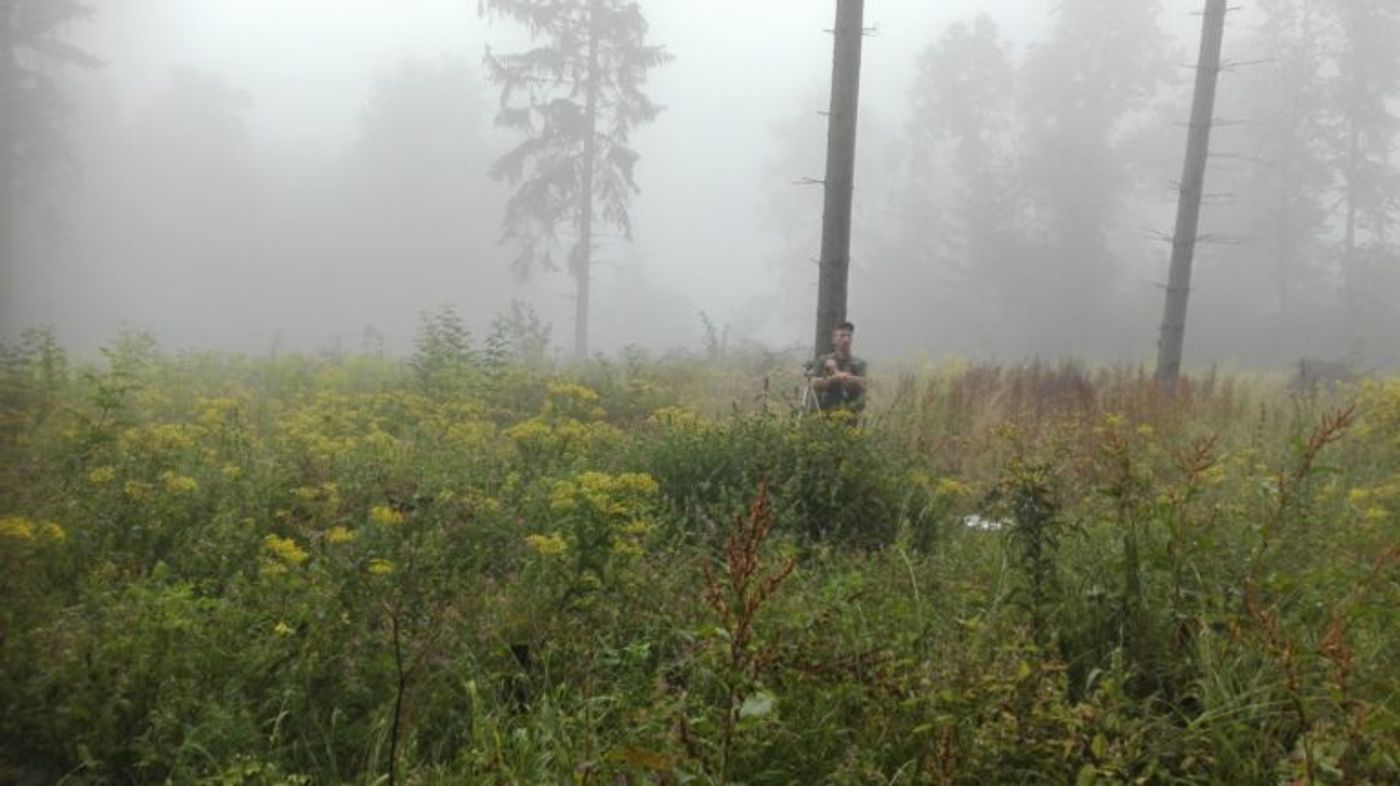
3 1 1396 368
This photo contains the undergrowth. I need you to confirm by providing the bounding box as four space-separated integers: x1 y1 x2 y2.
1 328 1397 784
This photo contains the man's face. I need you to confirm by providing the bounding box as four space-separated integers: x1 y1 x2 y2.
832 328 853 355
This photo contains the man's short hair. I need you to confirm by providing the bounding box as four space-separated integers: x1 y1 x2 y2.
835 321 855 333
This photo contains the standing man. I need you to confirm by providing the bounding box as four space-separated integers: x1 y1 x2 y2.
807 321 868 416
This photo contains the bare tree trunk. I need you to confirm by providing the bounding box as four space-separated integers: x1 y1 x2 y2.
813 0 864 357
1155 0 1227 386
0 6 15 272
574 0 601 360
1341 106 1362 345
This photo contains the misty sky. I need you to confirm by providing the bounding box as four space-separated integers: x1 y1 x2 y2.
62 1 1060 344
8 1 1298 360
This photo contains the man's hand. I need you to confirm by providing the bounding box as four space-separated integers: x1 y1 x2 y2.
836 370 866 392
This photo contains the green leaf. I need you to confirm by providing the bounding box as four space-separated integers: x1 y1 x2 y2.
1091 733 1108 759
739 690 776 719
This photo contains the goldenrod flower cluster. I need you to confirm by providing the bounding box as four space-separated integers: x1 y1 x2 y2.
88 466 117 485
550 472 659 518
326 526 356 544
1356 379 1400 449
277 392 408 467
160 471 199 494
1 516 66 543
264 534 309 567
504 418 552 444
2 516 35 541
545 472 659 578
525 533 568 556
543 382 603 420
123 481 154 501
370 505 405 526
1347 478 1400 525
647 406 701 428
196 395 248 431
506 416 621 459
118 422 200 459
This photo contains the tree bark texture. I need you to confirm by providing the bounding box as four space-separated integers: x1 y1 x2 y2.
1156 0 1227 386
813 0 864 357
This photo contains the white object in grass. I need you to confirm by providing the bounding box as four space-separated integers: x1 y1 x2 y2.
962 515 1006 532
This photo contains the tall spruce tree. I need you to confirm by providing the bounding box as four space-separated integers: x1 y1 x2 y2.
0 1 97 267
480 0 669 358
1017 0 1169 353
1324 0 1400 344
907 16 1022 329
1230 0 1334 353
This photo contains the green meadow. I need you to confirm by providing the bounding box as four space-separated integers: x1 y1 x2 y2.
2 327 1398 785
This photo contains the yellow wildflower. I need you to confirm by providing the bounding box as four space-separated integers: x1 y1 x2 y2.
123 481 154 501
505 418 552 444
525 533 568 556
477 496 502 517
648 407 700 427
555 419 591 446
364 430 400 455
368 558 394 575
551 472 658 517
119 423 198 456
197 396 245 430
0 516 35 540
273 621 294 637
616 473 660 496
89 466 117 485
326 526 356 544
611 539 644 558
370 505 405 526
828 408 860 426
546 382 601 407
264 534 309 566
934 478 972 499
160 471 199 494
549 481 580 515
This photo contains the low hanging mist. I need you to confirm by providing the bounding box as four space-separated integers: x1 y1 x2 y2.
2 0 1397 370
